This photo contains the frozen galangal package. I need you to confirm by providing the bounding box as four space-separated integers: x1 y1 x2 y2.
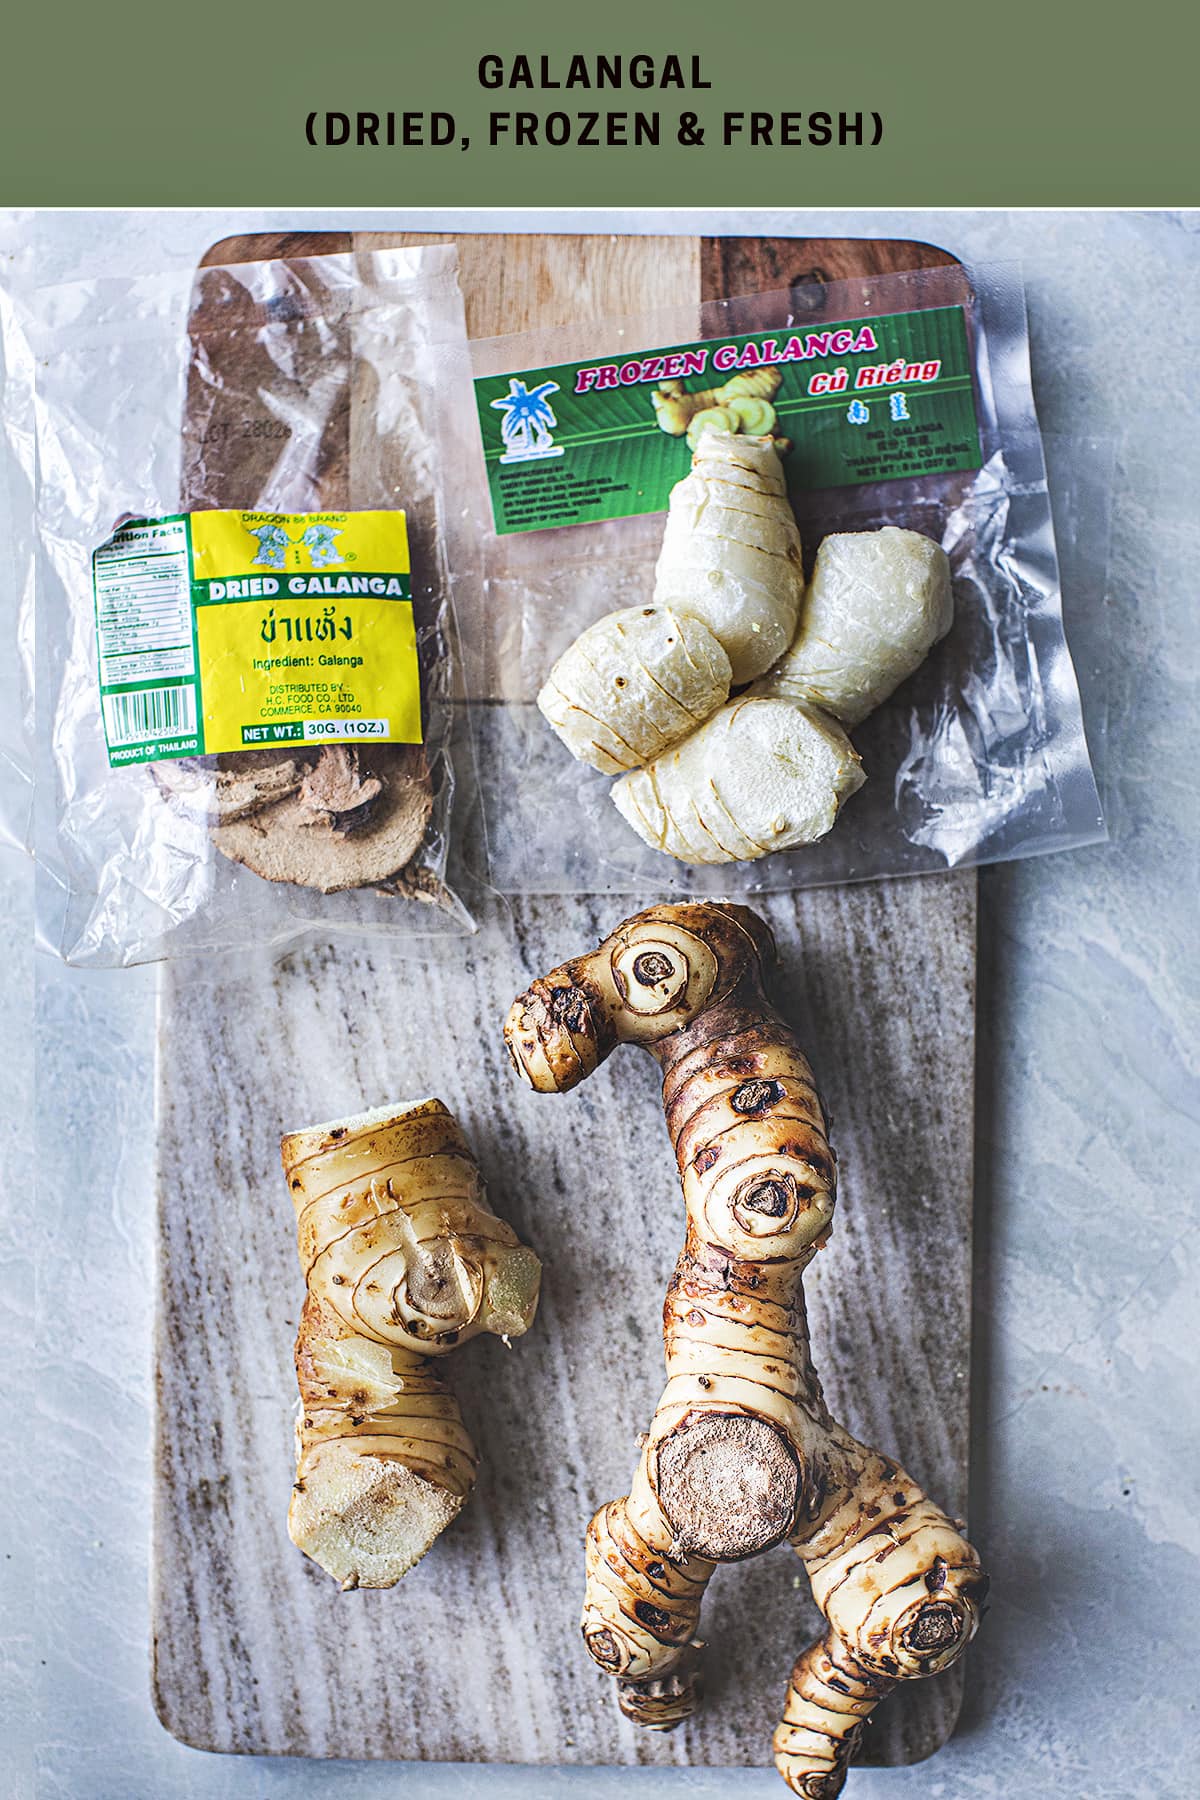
459 262 1105 893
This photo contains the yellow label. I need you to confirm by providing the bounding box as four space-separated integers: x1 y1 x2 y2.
189 509 421 755
190 509 411 580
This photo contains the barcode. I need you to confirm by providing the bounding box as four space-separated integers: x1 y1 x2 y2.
103 685 196 745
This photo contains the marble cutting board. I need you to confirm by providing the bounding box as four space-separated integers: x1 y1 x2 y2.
152 233 979 1771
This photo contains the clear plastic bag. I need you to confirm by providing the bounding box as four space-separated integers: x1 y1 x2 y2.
458 262 1106 893
0 268 35 856
26 245 482 964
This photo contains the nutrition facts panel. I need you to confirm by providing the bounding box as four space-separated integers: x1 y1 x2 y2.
93 517 194 687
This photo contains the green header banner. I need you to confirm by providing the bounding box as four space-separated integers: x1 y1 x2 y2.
2 0 1195 204
475 306 981 535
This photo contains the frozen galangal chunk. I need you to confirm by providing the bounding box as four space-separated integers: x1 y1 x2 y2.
757 527 952 727
612 694 864 865
538 604 732 774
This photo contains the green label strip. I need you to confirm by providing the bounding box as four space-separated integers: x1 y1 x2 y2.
474 304 982 535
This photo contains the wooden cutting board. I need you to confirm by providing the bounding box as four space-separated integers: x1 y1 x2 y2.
152 234 979 1775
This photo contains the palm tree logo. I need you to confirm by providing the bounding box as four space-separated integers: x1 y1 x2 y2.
491 379 565 464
